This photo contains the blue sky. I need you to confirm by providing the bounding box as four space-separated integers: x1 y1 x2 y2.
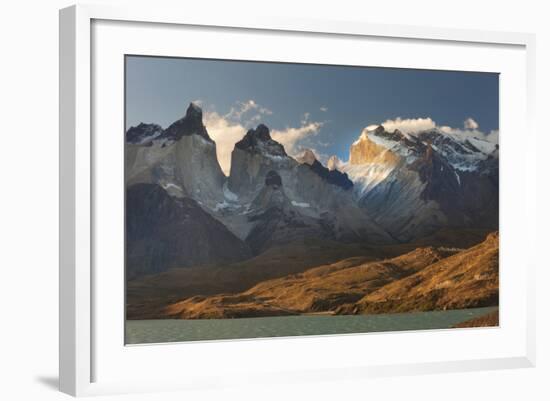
126 55 499 173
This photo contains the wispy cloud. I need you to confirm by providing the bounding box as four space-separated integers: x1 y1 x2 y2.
271 121 324 157
224 99 272 127
272 112 325 157
320 106 328 112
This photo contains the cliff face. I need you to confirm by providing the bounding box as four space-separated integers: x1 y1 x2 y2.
125 103 226 208
349 129 400 166
244 170 332 254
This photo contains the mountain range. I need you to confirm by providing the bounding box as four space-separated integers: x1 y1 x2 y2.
126 102 498 279
343 125 498 241
124 101 499 327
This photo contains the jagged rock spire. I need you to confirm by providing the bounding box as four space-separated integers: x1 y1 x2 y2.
235 124 287 157
159 102 211 142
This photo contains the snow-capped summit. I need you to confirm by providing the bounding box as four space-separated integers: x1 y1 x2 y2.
342 124 499 241
415 129 497 171
350 124 497 172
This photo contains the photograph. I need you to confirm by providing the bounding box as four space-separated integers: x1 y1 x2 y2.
2 0 546 399
124 55 499 344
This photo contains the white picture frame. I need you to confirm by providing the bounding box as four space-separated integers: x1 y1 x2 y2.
59 4 536 397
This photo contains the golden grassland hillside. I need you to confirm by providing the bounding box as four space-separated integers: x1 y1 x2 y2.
164 247 452 318
161 232 498 319
351 232 498 314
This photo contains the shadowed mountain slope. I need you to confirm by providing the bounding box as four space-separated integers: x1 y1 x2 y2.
126 183 250 279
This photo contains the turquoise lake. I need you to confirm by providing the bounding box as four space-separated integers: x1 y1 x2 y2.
125 306 497 344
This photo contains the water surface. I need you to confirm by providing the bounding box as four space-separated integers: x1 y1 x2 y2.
126 306 498 344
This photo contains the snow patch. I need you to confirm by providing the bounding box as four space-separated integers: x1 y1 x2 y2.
137 130 162 145
454 170 461 185
343 163 396 197
466 137 497 154
162 182 182 192
214 201 231 212
266 154 287 162
291 201 310 208
223 182 239 202
365 130 417 163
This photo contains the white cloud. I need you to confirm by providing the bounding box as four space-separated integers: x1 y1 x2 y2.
377 117 437 134
272 121 324 157
367 116 497 145
202 111 247 175
202 100 324 174
271 111 325 157
464 117 479 130
320 106 328 112
199 99 274 174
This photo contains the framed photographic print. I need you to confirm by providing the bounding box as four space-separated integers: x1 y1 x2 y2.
59 4 536 397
